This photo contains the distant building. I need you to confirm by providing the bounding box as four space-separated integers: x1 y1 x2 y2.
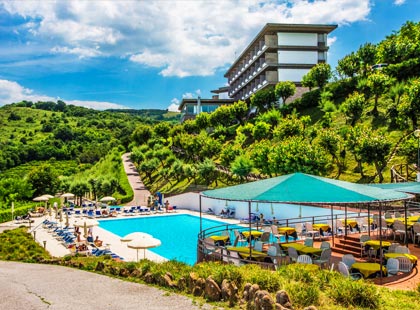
225 23 337 101
178 87 234 123
179 23 337 122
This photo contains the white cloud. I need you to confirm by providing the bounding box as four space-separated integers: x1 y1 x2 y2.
394 0 405 5
182 92 195 99
0 79 128 110
167 98 180 112
1 0 372 77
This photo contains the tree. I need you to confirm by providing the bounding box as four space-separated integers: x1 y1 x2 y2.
302 63 332 90
230 155 254 182
359 130 391 183
197 158 218 186
274 81 296 105
250 86 277 113
366 72 391 115
70 181 89 206
132 124 153 145
318 129 345 177
341 92 365 126
252 121 271 141
398 79 420 129
302 72 316 90
357 43 377 76
153 122 171 139
337 52 360 78
27 164 60 197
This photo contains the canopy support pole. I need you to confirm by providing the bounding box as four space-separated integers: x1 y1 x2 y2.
199 194 202 234
248 201 252 259
330 204 335 247
379 202 383 283
404 200 408 246
367 203 371 236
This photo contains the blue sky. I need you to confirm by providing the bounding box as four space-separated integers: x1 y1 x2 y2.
0 0 418 111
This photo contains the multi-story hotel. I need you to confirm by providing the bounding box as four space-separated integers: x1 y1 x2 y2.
225 23 337 101
179 23 337 121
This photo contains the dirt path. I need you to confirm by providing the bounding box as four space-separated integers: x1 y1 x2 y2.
0 261 211 310
122 152 151 206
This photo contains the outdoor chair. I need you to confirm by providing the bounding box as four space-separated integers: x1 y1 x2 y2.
396 256 412 273
260 232 271 247
304 238 314 247
386 258 399 276
294 223 304 239
393 220 411 242
227 250 243 266
288 247 299 263
338 262 362 280
384 212 393 219
394 245 410 254
342 254 356 269
320 241 331 250
253 241 263 252
413 223 420 244
233 230 247 246
360 235 371 258
297 254 313 264
270 225 281 239
313 248 332 269
304 222 320 239
385 243 400 253
206 208 215 215
267 245 287 268
394 211 402 218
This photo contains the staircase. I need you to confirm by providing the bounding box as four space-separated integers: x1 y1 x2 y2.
332 235 362 258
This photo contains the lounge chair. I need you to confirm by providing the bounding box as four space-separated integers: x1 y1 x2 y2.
206 208 215 215
240 213 258 224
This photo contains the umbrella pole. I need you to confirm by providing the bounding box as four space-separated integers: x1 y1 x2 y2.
144 249 146 259
248 201 252 258
137 249 139 262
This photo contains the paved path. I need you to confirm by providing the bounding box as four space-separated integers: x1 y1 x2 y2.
0 261 213 310
122 152 151 206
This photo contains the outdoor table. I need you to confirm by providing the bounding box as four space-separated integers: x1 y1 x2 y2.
340 219 357 228
277 227 296 235
280 242 305 251
363 240 391 250
226 246 267 261
384 253 418 265
210 235 230 246
241 231 263 238
313 223 330 231
351 262 387 278
298 246 323 257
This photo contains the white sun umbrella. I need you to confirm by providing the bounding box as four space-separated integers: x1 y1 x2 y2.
61 193 75 198
42 194 54 199
127 236 161 261
100 196 116 202
120 232 153 243
33 196 49 202
74 218 99 228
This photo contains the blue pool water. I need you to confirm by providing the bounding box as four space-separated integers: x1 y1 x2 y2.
99 214 238 265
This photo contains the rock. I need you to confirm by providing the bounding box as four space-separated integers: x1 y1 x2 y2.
255 290 274 310
243 283 253 302
177 277 186 291
144 272 155 284
192 278 206 297
221 279 239 306
188 272 199 293
95 261 105 272
249 284 260 302
119 268 130 277
204 277 221 302
303 306 317 310
130 269 142 278
162 273 176 288
275 290 293 309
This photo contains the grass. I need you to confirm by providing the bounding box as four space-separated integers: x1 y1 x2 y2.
1 227 419 309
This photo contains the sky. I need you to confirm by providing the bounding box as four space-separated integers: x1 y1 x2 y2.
0 0 418 111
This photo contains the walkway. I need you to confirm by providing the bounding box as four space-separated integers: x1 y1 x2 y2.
121 152 151 206
0 261 212 310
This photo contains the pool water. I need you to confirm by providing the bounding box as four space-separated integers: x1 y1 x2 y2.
99 214 237 265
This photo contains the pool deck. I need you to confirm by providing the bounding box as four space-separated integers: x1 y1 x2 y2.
0 209 240 262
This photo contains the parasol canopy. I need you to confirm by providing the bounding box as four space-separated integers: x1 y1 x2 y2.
120 232 153 243
100 196 116 202
127 235 161 261
33 196 49 202
61 193 75 198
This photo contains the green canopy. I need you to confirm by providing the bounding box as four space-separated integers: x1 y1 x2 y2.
201 173 413 204
369 182 420 194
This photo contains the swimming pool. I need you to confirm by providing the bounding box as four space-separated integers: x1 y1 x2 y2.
99 214 237 265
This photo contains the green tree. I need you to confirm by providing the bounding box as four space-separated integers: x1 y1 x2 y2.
366 72 391 115
357 43 377 76
250 86 277 113
302 72 316 91
27 164 60 197
337 52 359 78
359 130 391 183
230 155 254 182
195 112 210 129
132 124 153 145
197 158 218 186
153 122 171 139
341 92 365 126
275 81 296 105
70 181 89 206
398 79 420 129
318 129 345 177
302 63 332 90
252 121 271 141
